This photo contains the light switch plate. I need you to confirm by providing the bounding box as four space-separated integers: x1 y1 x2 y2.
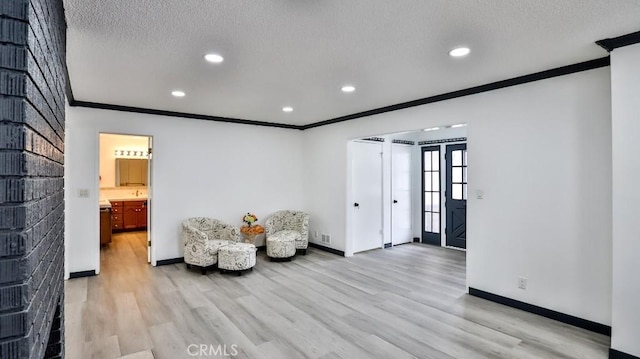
78 189 90 198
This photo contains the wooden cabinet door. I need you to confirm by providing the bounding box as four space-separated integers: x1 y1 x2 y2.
123 201 147 229
100 209 112 244
138 204 147 228
123 206 138 229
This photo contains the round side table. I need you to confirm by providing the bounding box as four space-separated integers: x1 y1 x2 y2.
242 233 258 244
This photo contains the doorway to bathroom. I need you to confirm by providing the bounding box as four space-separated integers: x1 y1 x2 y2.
98 133 153 273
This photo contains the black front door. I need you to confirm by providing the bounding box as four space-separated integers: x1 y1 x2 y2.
421 146 441 245
445 144 467 248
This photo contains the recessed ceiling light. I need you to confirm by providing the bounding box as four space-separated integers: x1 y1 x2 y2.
341 85 356 93
204 53 224 63
282 106 293 112
423 127 440 132
451 123 467 128
171 90 186 97
449 47 470 57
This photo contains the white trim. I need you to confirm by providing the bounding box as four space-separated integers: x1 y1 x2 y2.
94 130 101 274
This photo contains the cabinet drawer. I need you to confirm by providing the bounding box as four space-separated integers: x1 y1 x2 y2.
111 214 121 222
111 207 122 214
110 201 124 207
112 221 124 230
124 200 145 207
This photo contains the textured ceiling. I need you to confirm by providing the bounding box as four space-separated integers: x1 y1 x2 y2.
64 0 640 126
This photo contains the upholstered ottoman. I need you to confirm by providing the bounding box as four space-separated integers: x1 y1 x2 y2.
266 230 299 261
217 243 257 275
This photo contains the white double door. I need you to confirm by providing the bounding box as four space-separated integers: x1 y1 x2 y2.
351 141 412 253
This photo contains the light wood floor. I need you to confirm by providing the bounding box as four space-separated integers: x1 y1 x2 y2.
65 232 610 359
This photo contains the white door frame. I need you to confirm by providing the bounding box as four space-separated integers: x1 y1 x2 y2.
95 132 156 274
391 143 413 245
345 141 355 257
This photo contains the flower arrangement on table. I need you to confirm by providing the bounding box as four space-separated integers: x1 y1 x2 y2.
240 213 264 238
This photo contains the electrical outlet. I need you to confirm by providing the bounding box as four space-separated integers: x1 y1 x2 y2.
314 230 319 239
78 189 89 198
321 234 331 244
518 277 527 290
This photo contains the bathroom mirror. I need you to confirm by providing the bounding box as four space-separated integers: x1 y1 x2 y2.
115 159 148 187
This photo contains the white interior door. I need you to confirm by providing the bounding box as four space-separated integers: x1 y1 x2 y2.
147 137 153 264
392 144 412 245
352 141 383 253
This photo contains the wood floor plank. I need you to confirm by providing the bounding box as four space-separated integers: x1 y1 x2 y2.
113 292 153 355
375 291 522 350
201 289 274 346
343 311 456 359
354 334 419 359
66 232 610 358
82 335 121 359
273 277 354 318
445 295 610 357
233 295 327 358
148 322 191 359
346 297 517 359
256 337 308 359
65 277 88 304
119 350 155 359
133 286 174 327
63 300 86 359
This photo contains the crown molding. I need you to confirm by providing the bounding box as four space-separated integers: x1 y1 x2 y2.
596 30 640 52
68 99 303 130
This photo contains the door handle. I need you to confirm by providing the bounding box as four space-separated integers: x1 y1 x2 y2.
354 203 359 208
393 200 398 204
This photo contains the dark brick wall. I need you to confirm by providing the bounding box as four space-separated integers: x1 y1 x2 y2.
0 0 66 358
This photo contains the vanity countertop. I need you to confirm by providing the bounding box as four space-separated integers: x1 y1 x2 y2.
100 197 148 208
107 197 148 202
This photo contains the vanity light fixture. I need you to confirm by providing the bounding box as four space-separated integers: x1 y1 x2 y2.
171 90 186 97
450 123 467 128
449 47 470 57
282 106 293 113
114 149 149 159
204 53 224 63
423 127 440 132
341 85 356 93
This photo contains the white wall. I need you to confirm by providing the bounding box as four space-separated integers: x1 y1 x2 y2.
65 106 304 276
99 133 149 188
303 67 612 325
610 44 640 357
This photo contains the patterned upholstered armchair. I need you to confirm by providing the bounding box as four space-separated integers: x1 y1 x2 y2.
181 217 240 274
265 210 310 255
